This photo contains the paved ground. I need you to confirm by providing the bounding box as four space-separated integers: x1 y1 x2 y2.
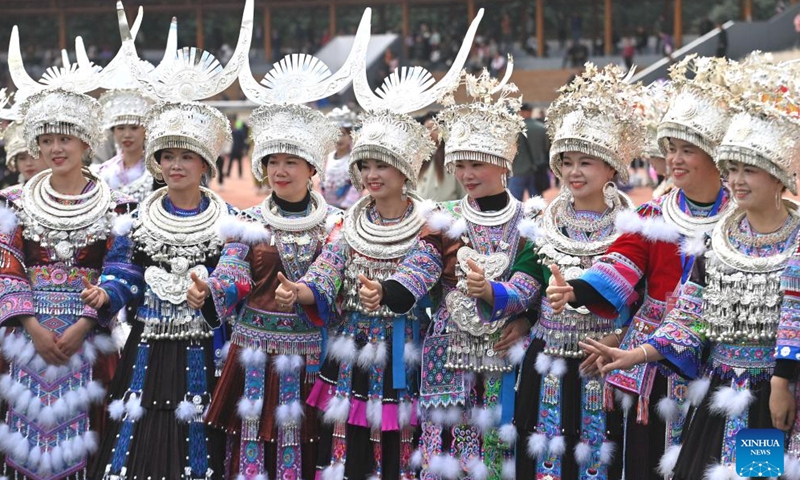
211 158 659 210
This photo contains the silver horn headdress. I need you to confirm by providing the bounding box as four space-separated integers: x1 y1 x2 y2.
349 9 485 190
242 9 371 182
115 0 253 178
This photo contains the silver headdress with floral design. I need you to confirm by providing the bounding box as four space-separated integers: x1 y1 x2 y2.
546 63 647 183
241 9 370 182
657 55 734 158
349 9 484 189
715 53 800 194
9 27 104 158
639 80 672 159
436 58 523 173
115 0 250 178
327 106 358 129
3 121 26 168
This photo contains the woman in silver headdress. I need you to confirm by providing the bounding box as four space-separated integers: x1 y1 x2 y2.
0 86 136 480
583 56 800 480
514 64 644 480
3 121 47 186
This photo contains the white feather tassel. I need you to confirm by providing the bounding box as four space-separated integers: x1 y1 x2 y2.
366 398 383 430
403 342 421 367
527 433 547 458
124 395 144 421
704 463 744 480
687 377 711 406
446 217 468 239
709 386 753 418
498 423 518 445
322 395 351 424
176 400 197 422
501 458 516 480
112 214 134 237
273 355 292 374
374 341 388 367
410 449 423 468
398 400 412 428
658 445 682 477
429 454 461 479
444 406 463 426
321 462 345 480
599 441 615 464
357 342 377 369
467 457 489 480
656 396 679 422
535 353 552 375
574 441 592 465
507 340 528 366
549 435 566 455
550 358 568 378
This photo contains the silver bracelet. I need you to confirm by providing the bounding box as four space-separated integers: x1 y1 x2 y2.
639 345 649 363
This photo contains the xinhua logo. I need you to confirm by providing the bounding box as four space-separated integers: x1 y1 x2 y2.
735 429 784 477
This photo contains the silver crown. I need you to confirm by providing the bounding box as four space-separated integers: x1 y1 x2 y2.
115 0 249 178
327 106 358 128
657 55 734 158
350 9 483 189
715 53 800 194
99 89 154 130
546 63 647 183
250 104 340 182
20 88 103 159
639 80 672 159
240 9 370 183
437 60 524 173
144 101 231 180
3 121 27 167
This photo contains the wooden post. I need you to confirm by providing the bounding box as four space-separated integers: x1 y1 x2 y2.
59 11 67 50
196 6 204 50
401 0 409 58
467 0 476 22
264 6 272 62
743 0 753 20
329 1 336 37
604 0 612 56
536 0 544 58
674 0 682 50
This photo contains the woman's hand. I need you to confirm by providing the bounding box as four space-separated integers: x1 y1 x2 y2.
80 276 109 310
770 376 796 431
55 317 95 358
493 317 530 355
546 265 576 314
358 274 383 311
275 272 300 312
21 316 69 365
579 337 648 375
187 272 210 310
466 259 493 303
580 332 623 376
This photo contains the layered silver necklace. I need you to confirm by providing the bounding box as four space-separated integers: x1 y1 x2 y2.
134 186 228 341
661 187 731 237
19 168 115 264
701 202 800 344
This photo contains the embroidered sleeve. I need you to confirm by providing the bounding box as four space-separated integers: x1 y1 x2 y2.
478 242 542 322
97 234 145 324
776 253 800 362
207 242 252 322
581 245 645 320
646 280 706 379
300 236 347 325
389 238 444 302
0 211 34 326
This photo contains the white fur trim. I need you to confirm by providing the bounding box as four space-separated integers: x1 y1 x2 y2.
658 445 682 477
83 431 99 454
470 407 496 433
366 398 383 430
614 210 644 234
429 408 445 424
26 394 41 419
680 233 708 257
86 381 106 404
50 445 64 472
403 342 421 367
446 217 468 239
325 213 341 234
517 218 542 241
599 441 615 465
507 340 527 366
28 446 42 470
445 406 463 426
125 395 144 421
220 341 232 362
784 453 800 480
429 454 461 479
501 458 516 480
236 398 263 421
322 395 351 424
550 358 567 378
615 389 634 411
321 462 345 480
327 336 357 363
498 423 518 446
549 435 566 456
9 432 28 463
467 457 489 480
357 342 376 369
527 433 547 458
82 342 98 365
642 217 681 243
39 450 53 474
38 405 57 427
656 396 680 423
255 475 268 480
688 377 711 406
374 341 388 368
417 199 438 219
535 353 552 375
238 347 268 369
273 355 292 374
524 196 547 215
427 210 454 233
709 386 753 418
704 463 744 480
574 441 592 465
410 449 423 469
112 214 134 237
0 205 17 235
176 400 197 422
398 400 413 428
290 354 304 371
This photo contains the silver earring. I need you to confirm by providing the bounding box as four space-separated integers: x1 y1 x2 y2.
603 181 618 209
401 182 408 201
777 189 783 210
502 175 508 189
308 178 314 191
